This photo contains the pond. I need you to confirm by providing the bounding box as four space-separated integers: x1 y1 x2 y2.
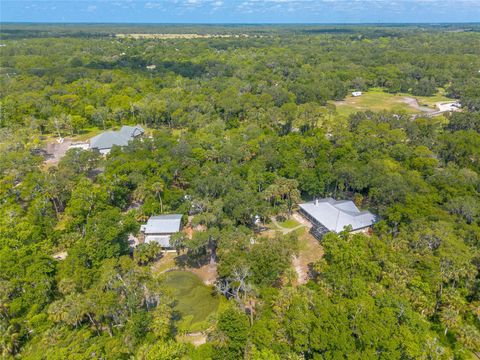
162 271 220 332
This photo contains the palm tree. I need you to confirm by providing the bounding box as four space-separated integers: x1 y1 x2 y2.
440 307 459 336
150 181 164 213
43 171 62 217
132 183 148 204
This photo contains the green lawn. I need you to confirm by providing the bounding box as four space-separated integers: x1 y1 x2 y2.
332 88 452 118
278 218 301 229
162 271 220 332
151 252 177 273
42 127 104 144
405 92 452 108
333 88 414 117
73 127 105 141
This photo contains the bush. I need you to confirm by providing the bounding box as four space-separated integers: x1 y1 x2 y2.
134 242 162 265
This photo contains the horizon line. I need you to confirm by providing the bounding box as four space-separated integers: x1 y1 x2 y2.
2 21 480 25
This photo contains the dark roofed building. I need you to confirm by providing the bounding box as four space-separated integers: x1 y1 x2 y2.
90 125 144 154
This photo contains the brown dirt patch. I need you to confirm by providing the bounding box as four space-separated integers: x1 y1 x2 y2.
189 262 218 285
294 229 324 285
151 251 218 285
45 138 72 165
52 251 68 260
151 252 178 274
177 332 207 346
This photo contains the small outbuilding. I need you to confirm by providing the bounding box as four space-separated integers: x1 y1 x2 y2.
436 102 461 112
140 214 183 248
69 142 90 150
90 125 144 155
299 198 377 239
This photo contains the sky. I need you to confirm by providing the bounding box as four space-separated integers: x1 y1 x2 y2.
1 0 480 24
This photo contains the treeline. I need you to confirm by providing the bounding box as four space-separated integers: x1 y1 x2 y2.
2 23 479 39
1 28 480 133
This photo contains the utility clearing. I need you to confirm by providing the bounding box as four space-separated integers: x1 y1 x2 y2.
116 33 247 39
266 214 323 285
333 88 455 118
294 228 324 285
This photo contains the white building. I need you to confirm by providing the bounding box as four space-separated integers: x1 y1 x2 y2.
436 102 461 112
140 214 183 248
69 142 90 150
299 198 377 239
352 91 363 97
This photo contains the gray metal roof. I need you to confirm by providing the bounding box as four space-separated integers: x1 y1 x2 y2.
90 125 144 150
143 214 182 234
145 235 172 247
299 198 376 232
119 125 144 138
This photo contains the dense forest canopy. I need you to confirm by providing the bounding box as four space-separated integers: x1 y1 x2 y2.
1 24 480 359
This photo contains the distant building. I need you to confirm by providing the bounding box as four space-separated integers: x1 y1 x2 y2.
436 102 461 112
69 142 90 150
140 214 183 248
352 91 362 97
90 125 144 154
299 198 377 239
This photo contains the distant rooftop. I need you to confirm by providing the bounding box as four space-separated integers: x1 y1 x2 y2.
299 198 376 233
90 125 144 150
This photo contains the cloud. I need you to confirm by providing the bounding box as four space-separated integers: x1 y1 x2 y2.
4 0 480 23
145 2 162 9
133 0 480 16
112 1 136 9
233 0 480 14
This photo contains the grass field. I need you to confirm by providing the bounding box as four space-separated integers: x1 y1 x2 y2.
408 93 452 108
116 33 239 39
278 218 301 229
332 88 452 118
162 271 220 332
297 228 324 264
151 252 177 273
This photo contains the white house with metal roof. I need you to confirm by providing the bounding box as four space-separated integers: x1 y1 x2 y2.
299 198 377 238
140 214 183 248
90 125 144 154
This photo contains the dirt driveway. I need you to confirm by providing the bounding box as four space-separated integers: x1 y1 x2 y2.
294 229 324 285
401 97 435 113
45 138 72 165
